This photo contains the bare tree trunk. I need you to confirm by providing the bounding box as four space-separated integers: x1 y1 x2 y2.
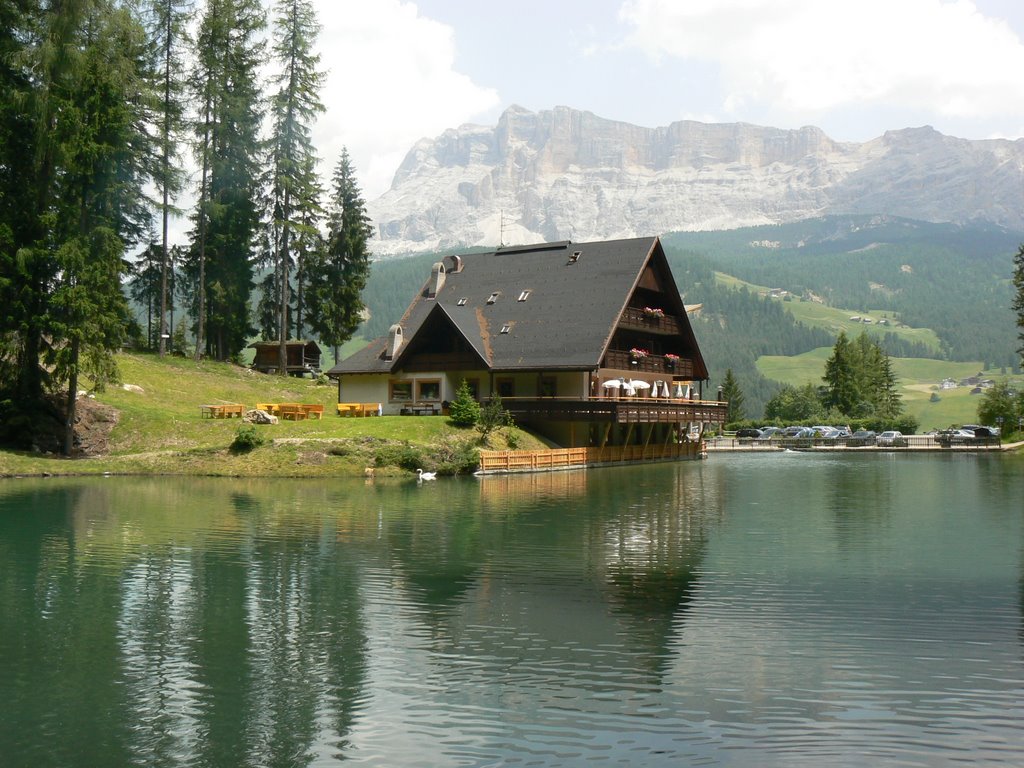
278 188 291 375
64 337 79 457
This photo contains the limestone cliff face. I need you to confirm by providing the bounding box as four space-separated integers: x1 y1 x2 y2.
368 105 1024 256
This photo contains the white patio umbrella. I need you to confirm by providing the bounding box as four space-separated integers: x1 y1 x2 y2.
672 382 687 399
602 379 623 389
629 380 651 397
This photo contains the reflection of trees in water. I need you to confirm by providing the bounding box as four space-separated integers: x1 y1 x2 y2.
0 484 137 766
0 479 373 766
0 468 729 762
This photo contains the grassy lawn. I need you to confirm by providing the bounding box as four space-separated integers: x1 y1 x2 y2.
757 348 1022 430
0 352 543 478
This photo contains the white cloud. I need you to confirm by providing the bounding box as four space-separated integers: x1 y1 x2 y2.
312 1 500 199
619 0 1024 134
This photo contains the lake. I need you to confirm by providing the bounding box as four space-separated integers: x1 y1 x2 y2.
1 453 1022 766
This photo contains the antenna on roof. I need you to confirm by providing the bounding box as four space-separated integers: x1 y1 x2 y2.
499 209 505 248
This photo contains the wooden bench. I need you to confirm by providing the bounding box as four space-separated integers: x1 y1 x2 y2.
200 404 245 419
337 402 380 417
255 402 278 414
277 403 306 421
300 404 324 420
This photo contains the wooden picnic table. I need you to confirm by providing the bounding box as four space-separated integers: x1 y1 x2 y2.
337 402 381 417
200 403 245 419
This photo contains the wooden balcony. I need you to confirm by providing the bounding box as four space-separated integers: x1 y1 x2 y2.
619 307 683 335
497 397 728 425
603 349 695 377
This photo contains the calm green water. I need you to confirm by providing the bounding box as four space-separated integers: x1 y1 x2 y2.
1 454 1022 767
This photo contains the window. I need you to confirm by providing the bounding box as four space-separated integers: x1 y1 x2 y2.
389 380 413 402
464 378 480 399
500 324 511 334
487 292 499 304
540 377 557 397
417 380 441 402
497 378 515 398
517 290 530 302
457 297 467 306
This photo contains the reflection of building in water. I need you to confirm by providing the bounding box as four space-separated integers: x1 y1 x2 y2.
476 469 589 512
388 464 727 690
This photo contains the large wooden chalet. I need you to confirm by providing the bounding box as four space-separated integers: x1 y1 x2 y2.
327 237 726 449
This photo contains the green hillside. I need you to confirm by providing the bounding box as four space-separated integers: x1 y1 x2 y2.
714 271 942 352
757 349 1022 430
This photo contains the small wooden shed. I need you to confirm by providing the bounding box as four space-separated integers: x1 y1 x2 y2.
249 340 322 376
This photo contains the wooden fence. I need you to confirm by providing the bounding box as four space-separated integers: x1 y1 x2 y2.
478 442 703 473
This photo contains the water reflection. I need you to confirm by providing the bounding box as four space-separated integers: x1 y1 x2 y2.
0 455 1022 766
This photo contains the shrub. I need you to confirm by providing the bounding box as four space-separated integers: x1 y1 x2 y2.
448 379 481 427
230 425 266 453
374 442 424 472
477 393 514 441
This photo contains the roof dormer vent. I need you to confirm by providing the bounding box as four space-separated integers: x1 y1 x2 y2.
385 324 403 360
446 254 464 273
427 262 446 298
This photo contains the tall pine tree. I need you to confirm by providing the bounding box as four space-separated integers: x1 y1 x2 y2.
266 0 325 373
185 0 264 361
44 2 154 453
306 148 373 362
720 368 745 423
145 0 189 356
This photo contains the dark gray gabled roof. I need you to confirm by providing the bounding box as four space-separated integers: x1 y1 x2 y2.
329 236 703 376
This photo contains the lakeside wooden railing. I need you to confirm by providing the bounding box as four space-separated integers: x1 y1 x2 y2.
478 443 703 473
498 397 728 425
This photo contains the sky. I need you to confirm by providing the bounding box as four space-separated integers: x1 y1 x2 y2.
308 0 1024 200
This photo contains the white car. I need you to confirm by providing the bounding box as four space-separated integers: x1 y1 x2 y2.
877 430 905 447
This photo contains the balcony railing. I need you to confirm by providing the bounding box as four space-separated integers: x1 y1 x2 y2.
496 397 728 425
619 307 684 334
603 349 695 377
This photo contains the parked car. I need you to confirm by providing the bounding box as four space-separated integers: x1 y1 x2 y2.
848 430 876 446
877 430 905 447
735 427 763 439
782 425 811 438
758 427 784 439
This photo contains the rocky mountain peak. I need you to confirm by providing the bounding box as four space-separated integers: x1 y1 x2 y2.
367 106 1024 257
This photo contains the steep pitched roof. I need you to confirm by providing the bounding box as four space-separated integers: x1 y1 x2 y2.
329 236 706 376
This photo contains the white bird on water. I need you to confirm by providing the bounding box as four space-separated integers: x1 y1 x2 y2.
417 469 437 481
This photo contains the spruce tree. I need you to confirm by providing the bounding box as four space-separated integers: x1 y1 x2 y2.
823 332 859 415
266 0 325 373
720 368 745 423
306 148 374 360
186 0 264 361
145 0 189 356
47 3 154 453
